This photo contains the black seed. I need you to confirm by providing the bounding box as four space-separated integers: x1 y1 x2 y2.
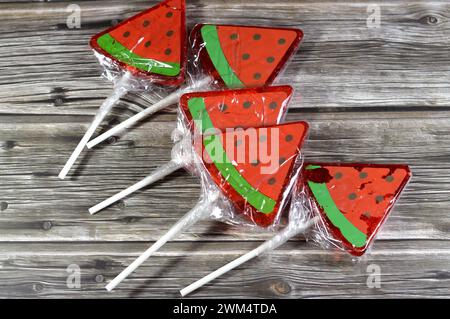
334 172 343 179
143 20 150 27
259 135 267 142
230 33 238 40
253 34 261 40
123 31 130 38
145 41 152 47
348 193 357 200
279 157 286 165
268 177 276 185
385 175 394 182
267 56 275 63
251 159 259 166
359 172 368 179
278 38 286 44
165 48 172 55
285 134 293 142
219 103 228 112
243 101 252 109
253 73 261 79
376 195 384 204
269 101 278 110
242 53 250 60
166 30 174 37
166 11 173 18
363 212 371 218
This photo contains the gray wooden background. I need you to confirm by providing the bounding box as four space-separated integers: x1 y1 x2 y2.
0 0 449 298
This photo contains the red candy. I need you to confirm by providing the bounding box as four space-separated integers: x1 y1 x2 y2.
90 0 186 85
191 24 303 88
302 163 412 255
203 122 308 227
180 87 308 227
180 86 293 131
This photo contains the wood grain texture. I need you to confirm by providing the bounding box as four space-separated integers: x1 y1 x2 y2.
0 0 449 298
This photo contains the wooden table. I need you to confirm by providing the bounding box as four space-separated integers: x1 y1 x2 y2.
0 0 449 298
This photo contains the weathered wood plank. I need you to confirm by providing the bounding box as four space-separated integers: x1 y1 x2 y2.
0 0 449 116
0 112 449 242
0 241 448 298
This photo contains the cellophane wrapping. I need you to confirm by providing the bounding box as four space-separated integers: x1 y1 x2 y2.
289 163 412 256
168 85 309 230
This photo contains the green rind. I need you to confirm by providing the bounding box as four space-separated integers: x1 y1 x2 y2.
97 33 180 76
306 164 322 170
307 179 367 248
200 25 244 88
188 97 276 214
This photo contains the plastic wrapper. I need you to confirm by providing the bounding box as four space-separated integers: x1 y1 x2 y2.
294 162 412 256
91 0 187 90
189 121 309 229
59 0 188 179
172 85 293 167
175 85 309 229
188 23 303 89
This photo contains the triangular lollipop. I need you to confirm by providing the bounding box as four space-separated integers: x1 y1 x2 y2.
196 121 309 227
302 163 411 255
89 86 293 214
86 24 303 148
90 0 186 84
195 24 303 88
180 162 412 296
59 0 187 179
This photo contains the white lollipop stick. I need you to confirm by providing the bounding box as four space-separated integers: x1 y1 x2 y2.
180 217 319 297
87 77 211 149
106 194 217 292
59 72 132 179
89 160 183 215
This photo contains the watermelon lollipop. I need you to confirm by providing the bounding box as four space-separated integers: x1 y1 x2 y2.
182 93 308 226
86 23 304 149
59 0 187 179
302 163 411 255
90 86 294 214
194 24 303 88
180 85 293 131
181 162 411 296
191 114 309 227
90 0 186 84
